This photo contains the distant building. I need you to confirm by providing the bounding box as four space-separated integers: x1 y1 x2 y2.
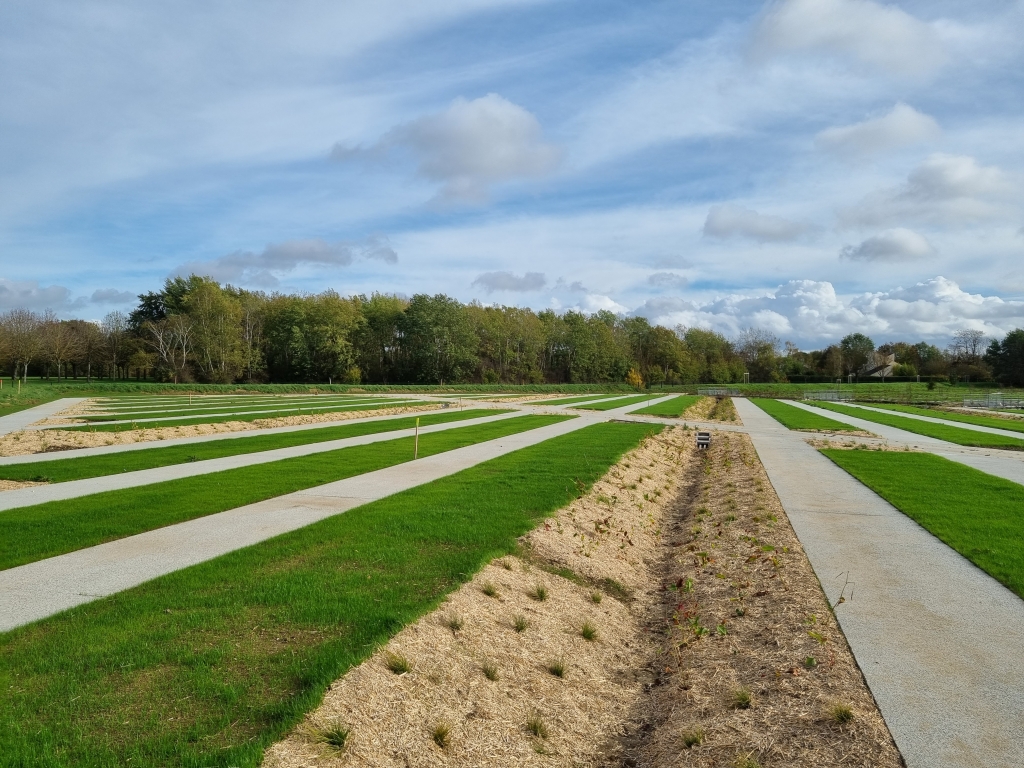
859 352 895 378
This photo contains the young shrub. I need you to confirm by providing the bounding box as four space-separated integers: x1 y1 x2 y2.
526 713 549 739
482 661 499 681
581 621 598 641
481 581 499 598
547 658 566 678
828 703 854 724
513 614 529 633
729 687 752 709
431 721 452 749
529 584 549 601
384 651 411 675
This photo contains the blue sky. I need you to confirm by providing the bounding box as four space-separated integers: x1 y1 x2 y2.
1 0 1023 346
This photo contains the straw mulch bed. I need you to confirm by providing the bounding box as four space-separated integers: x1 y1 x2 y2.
683 397 743 425
0 479 46 492
806 437 919 452
0 404 443 457
613 431 903 768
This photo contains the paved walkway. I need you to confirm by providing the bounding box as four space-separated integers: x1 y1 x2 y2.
786 400 1024 486
842 401 1024 440
734 398 1024 768
0 398 86 436
0 410 526 512
0 413 602 632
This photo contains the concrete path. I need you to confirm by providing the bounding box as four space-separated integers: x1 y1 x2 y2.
734 398 1024 768
786 400 1024 487
0 413 601 632
0 398 86 436
0 405 486 466
841 401 1024 440
0 410 527 512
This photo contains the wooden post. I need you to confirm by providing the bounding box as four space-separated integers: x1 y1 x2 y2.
414 417 420 459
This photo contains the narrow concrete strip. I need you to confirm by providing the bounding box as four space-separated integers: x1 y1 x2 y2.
0 410 529 512
786 400 1024 486
0 414 600 632
0 398 87 436
0 405 481 466
842 401 1024 440
734 398 1024 768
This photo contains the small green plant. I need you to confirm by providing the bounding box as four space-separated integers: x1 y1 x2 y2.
431 721 452 748
482 661 499 681
384 651 411 675
716 623 728 636
682 577 694 593
526 712 549 739
682 728 704 748
30 475 51 483
734 757 761 768
442 613 464 632
529 584 549 601
590 591 602 604
730 688 752 709
481 581 498 598
804 656 818 669
501 559 514 571
513 614 529 633
581 621 598 641
315 723 351 752
734 606 746 617
547 658 566 678
828 703 854 724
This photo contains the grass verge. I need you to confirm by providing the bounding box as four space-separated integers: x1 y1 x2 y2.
809 401 1024 450
0 421 658 768
750 398 863 432
858 402 1024 434
576 394 654 411
535 394 614 405
0 415 567 570
0 409 500 483
821 449 1024 598
631 395 701 417
76 398 389 421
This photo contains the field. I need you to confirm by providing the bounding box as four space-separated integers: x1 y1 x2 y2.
750 397 863 431
575 394 655 411
821 449 1024 598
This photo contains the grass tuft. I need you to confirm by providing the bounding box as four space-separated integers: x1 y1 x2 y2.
441 613 464 632
580 621 597 641
682 728 704 748
482 661 499 681
828 703 854 724
529 584 549 601
547 658 566 678
734 757 761 768
315 723 351 752
729 687 752 709
481 581 499 598
384 651 411 675
513 614 529 633
526 712 549 739
431 721 452 749
590 591 602 604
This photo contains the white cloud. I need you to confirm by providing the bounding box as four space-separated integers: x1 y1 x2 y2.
334 94 562 203
471 271 546 293
0 278 82 312
840 228 934 261
633 276 1024 343
174 236 397 287
703 204 806 242
841 153 1016 227
90 288 137 304
647 272 689 290
751 0 945 77
816 103 940 157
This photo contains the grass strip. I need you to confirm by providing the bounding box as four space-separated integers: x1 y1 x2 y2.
535 394 615 405
858 402 1024 434
751 398 864 431
631 395 701 417
821 449 1024 598
0 421 658 768
0 409 502 483
576 394 655 411
74 399 399 422
809 401 1024 450
61 401 430 432
0 415 568 570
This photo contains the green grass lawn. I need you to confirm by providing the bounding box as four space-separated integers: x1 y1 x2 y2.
60 401 431 432
0 409 502 484
631 395 701 417
0 421 658 768
0 415 568 571
576 394 654 411
821 449 1024 599
751 398 864 432
857 402 1024 434
535 394 614 405
809 401 1024 450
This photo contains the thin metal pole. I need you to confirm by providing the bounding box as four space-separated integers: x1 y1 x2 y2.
414 417 420 459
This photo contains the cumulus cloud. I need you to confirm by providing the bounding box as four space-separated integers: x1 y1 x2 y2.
173 235 397 287
90 288 136 304
0 278 82 312
816 103 940 157
703 204 806 242
471 271 546 293
554 278 588 293
333 94 562 203
647 272 689 290
840 228 934 261
841 153 1016 227
751 0 945 77
632 276 1024 343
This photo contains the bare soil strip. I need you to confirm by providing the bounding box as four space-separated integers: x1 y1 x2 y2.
0 405 443 457
263 427 899 768
684 396 743 425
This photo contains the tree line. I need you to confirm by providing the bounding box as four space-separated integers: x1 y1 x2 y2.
1 275 1022 387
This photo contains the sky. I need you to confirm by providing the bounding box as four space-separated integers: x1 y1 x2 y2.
1 0 1023 347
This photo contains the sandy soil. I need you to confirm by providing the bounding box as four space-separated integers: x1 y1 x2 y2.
0 479 46 492
806 437 919 452
683 396 743 425
261 426 901 768
0 404 444 457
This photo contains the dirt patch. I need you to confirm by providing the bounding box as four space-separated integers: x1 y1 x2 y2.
0 405 443 457
683 396 743 425
806 437 919 453
612 431 902 768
